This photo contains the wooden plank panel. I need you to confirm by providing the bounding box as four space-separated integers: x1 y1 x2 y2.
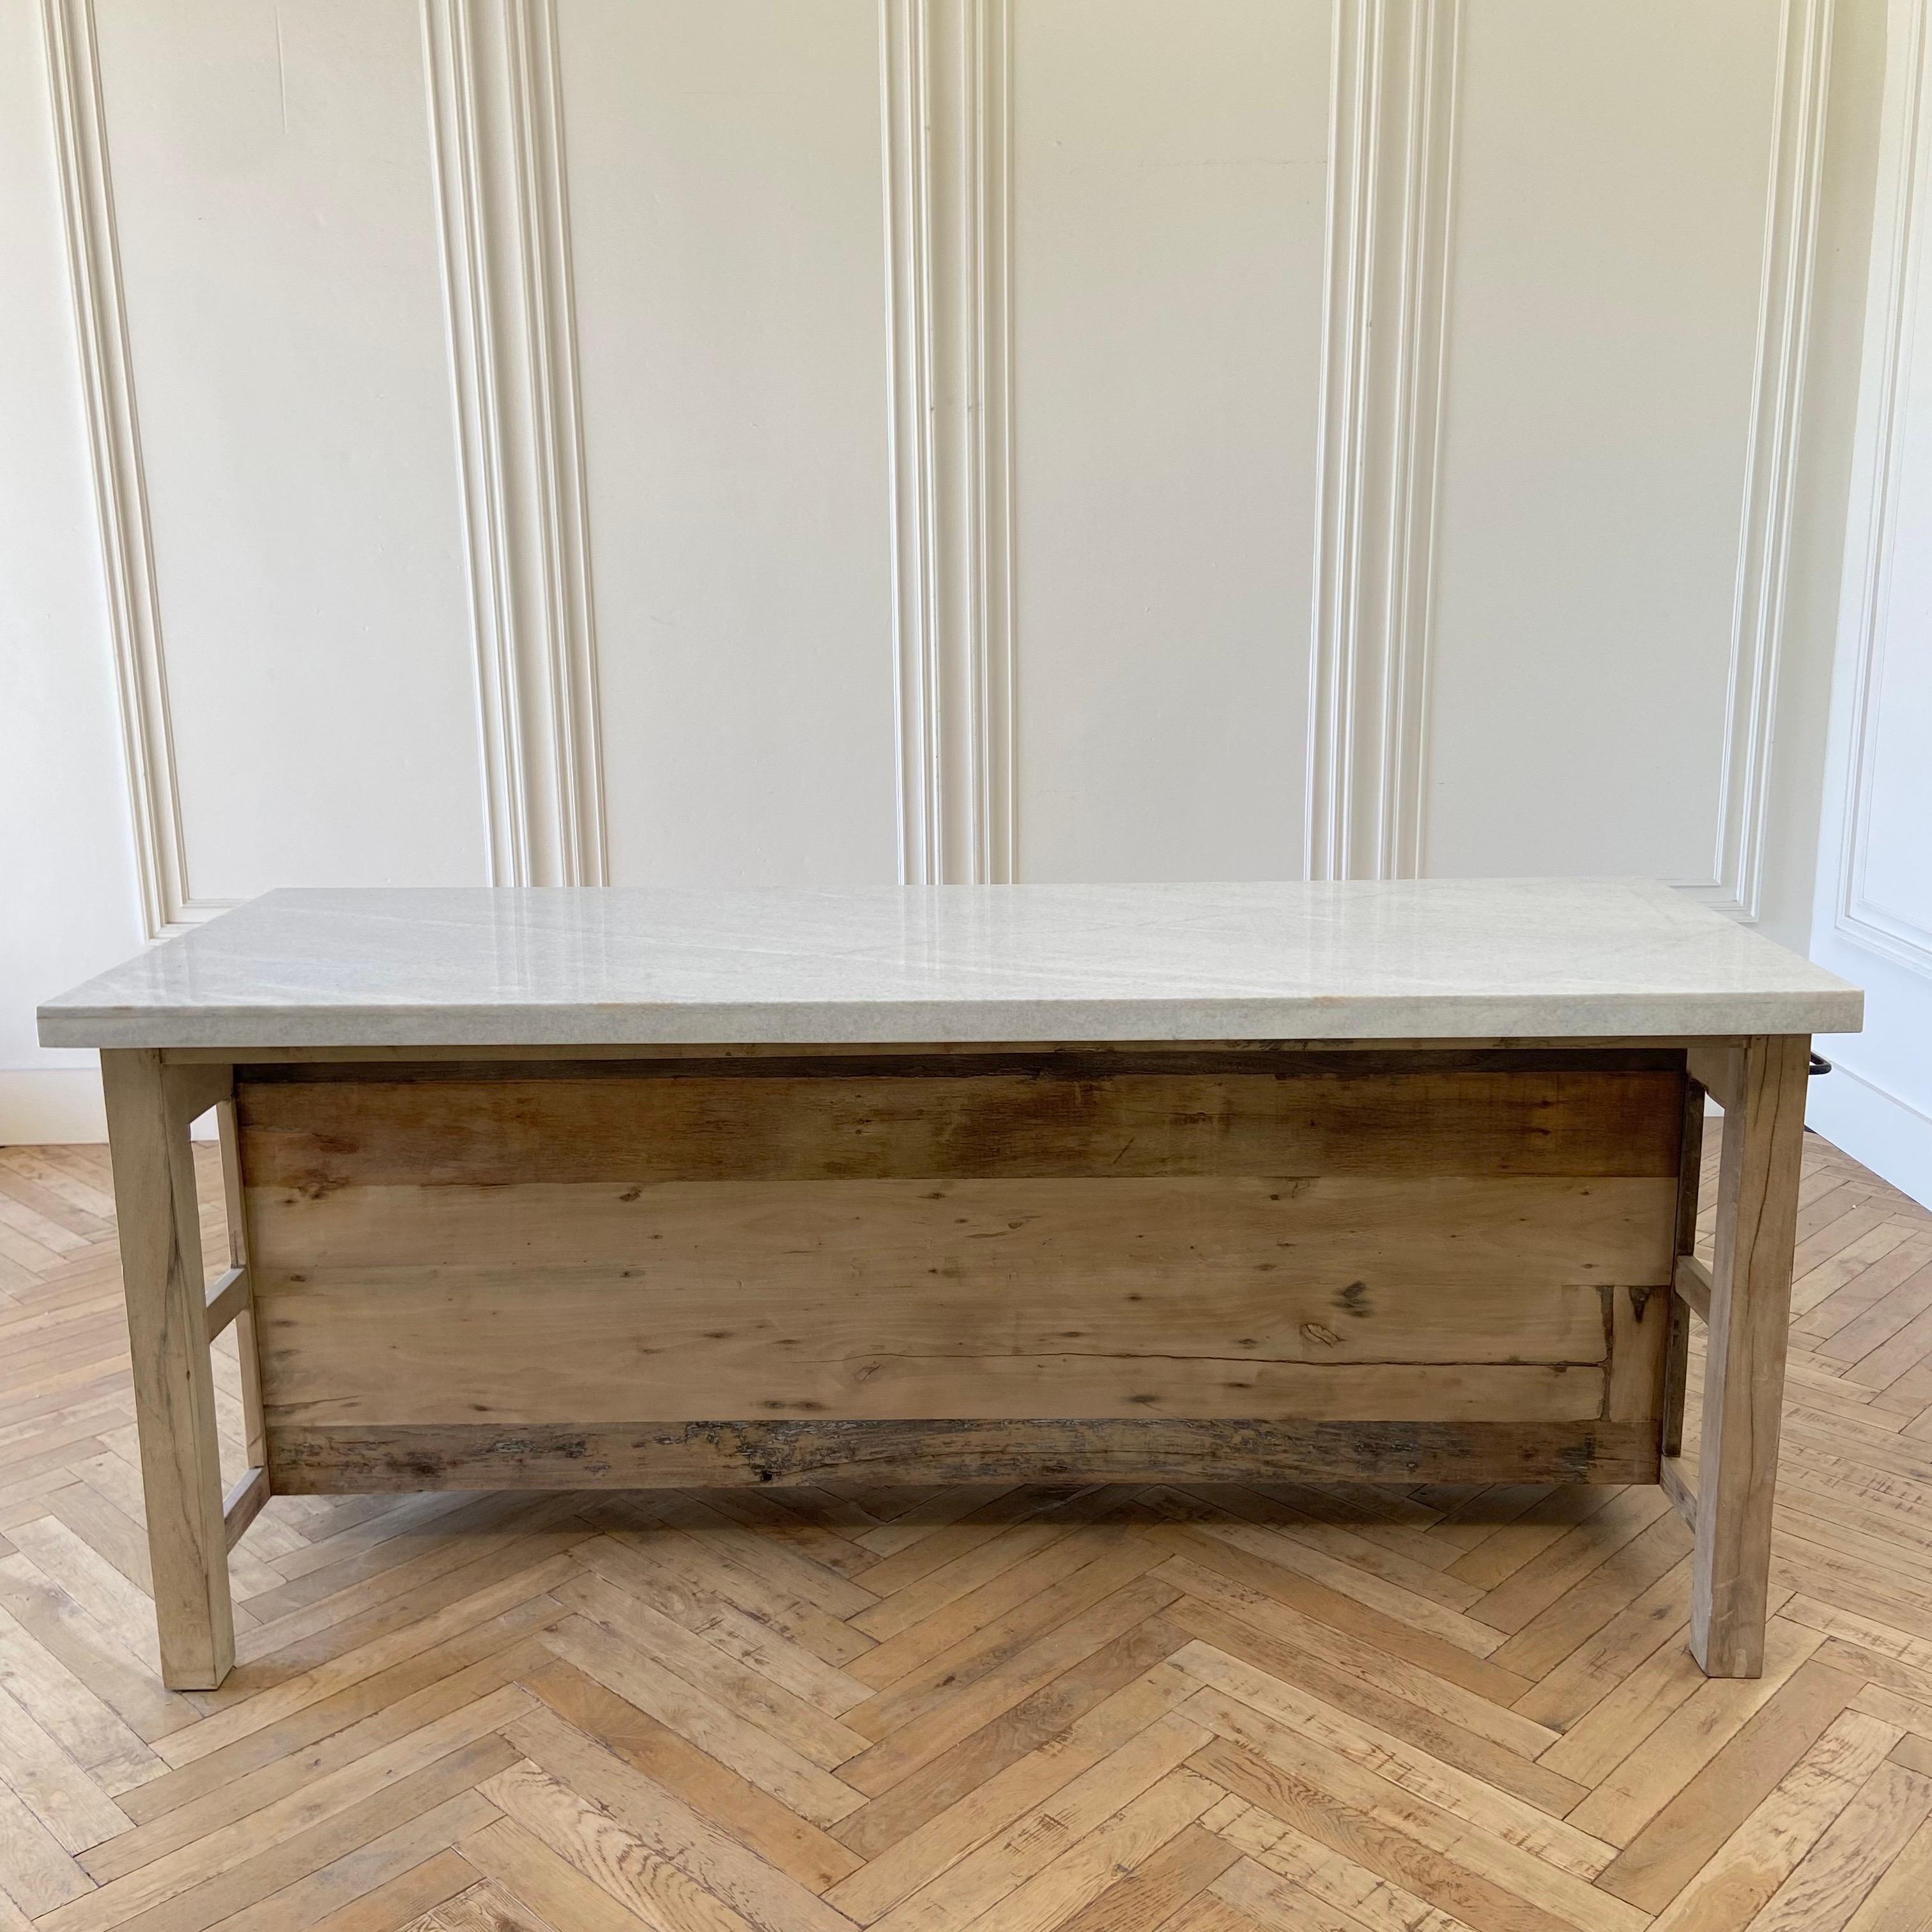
1607 1287 1670 1422
261 1355 1603 1427
254 1265 1615 1425
237 1062 1684 1187
257 1264 1614 1368
245 1174 1676 1281
263 1417 1664 1491
241 1057 1678 1454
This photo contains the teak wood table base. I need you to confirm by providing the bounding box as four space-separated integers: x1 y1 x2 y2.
100 1033 1809 1690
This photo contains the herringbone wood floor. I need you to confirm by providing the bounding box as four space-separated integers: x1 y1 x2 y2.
3 1133 1932 1930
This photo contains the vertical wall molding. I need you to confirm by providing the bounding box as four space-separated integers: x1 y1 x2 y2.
43 0 207 937
880 0 1015 887
1694 0 1834 921
1305 0 1459 883
1832 0 1932 974
425 0 607 888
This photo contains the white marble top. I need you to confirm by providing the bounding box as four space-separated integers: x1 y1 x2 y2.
37 880 1862 1050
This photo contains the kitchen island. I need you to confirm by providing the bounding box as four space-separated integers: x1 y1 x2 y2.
40 879 1861 1689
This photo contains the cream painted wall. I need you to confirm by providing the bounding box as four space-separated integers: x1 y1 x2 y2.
0 0 1891 1146
102 0 486 907
562 0 900 889
1012 0 1326 883
1427 3 1780 888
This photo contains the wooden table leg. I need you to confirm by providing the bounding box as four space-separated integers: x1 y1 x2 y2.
100 1048 236 1690
1689 1032 1809 1677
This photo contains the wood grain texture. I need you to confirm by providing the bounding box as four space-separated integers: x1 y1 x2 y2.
256 1264 1618 1425
237 1057 1686 1185
1693 1033 1811 1676
97 1052 234 1692
0 1124 1925 1929
238 1052 1680 1476
245 1172 1675 1278
264 1417 1669 1491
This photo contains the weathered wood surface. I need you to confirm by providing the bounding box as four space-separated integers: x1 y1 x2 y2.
264 1417 1666 1490
238 1055 1687 1183
98 1050 235 1691
257 1261 1620 1385
252 1266 1626 1425
1692 1033 1812 1677
240 1054 1682 1466
247 1172 1675 1278
1 1126 1927 1929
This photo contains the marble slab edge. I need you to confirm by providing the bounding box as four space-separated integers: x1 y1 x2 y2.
36 988 1866 1052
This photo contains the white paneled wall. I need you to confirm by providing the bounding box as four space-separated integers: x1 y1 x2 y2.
1811 0 1932 1202
1428 1 1800 901
57 0 486 923
564 0 900 890
1011 0 1328 885
0 0 1889 1142
0 0 141 1140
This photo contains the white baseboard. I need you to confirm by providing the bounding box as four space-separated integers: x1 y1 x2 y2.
1807 1059 1932 1211
0 1068 108 1144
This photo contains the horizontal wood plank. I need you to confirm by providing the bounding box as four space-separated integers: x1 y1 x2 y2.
254 1265 1620 1425
265 1416 1666 1490
263 1359 1607 1427
238 1061 1685 1186
245 1173 1677 1280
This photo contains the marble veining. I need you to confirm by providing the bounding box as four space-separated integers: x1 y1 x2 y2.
37 879 1864 1048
